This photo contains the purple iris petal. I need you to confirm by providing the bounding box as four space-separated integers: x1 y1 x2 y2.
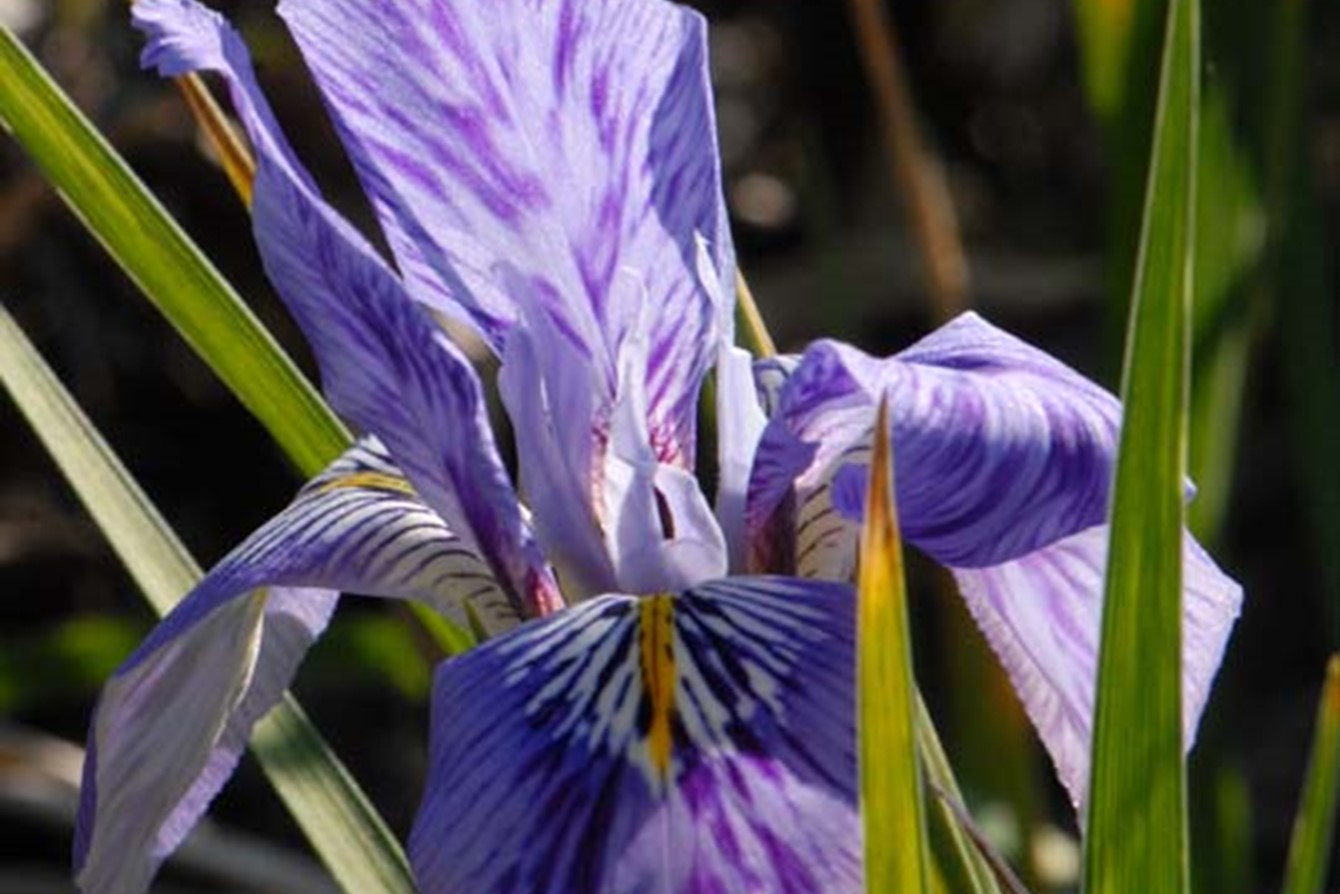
278 0 734 471
953 526 1241 808
101 3 1246 891
132 0 559 615
746 312 1243 811
410 578 859 893
747 313 1121 570
698 241 768 574
75 439 508 894
76 586 335 894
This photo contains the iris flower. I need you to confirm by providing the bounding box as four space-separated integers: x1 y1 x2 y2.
74 0 1242 891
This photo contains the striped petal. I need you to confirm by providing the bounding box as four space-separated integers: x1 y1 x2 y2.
132 0 559 614
278 0 733 467
410 577 860 893
952 525 1242 809
74 439 513 894
746 312 1121 572
742 314 1242 815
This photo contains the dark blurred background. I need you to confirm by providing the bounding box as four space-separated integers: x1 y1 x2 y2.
1 0 1337 890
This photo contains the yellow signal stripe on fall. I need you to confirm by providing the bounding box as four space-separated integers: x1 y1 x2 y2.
639 594 677 779
315 471 417 497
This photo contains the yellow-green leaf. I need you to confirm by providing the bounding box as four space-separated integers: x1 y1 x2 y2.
858 397 931 893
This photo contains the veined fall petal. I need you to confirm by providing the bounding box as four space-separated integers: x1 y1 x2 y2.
952 525 1241 808
409 577 860 894
747 313 1121 574
745 312 1242 810
74 439 512 894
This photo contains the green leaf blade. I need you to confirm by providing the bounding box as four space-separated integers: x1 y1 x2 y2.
1081 0 1199 890
0 303 416 894
858 398 931 894
1280 656 1340 894
0 25 347 477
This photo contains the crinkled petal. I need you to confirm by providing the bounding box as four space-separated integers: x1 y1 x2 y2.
951 525 1242 809
132 0 559 614
747 312 1121 571
409 577 860 893
278 0 732 465
74 440 516 894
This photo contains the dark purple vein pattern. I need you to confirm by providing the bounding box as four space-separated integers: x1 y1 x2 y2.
411 578 860 893
745 312 1241 809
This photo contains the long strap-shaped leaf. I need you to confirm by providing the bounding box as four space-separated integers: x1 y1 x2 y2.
0 25 348 475
858 397 931 893
0 304 417 894
1281 656 1340 894
1082 0 1198 889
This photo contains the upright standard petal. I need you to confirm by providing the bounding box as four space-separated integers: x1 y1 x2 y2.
278 0 733 467
75 439 506 894
952 526 1241 808
132 0 560 615
410 578 860 893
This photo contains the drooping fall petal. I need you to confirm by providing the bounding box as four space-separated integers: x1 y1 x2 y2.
747 313 1121 573
75 439 508 894
744 312 1242 812
409 578 861 893
951 525 1240 808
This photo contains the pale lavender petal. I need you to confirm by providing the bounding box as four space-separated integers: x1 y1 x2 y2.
76 589 312 894
599 308 726 593
410 578 860 893
498 285 615 596
951 525 1242 809
754 354 801 419
746 312 1121 571
500 265 727 597
132 0 560 614
74 440 516 893
698 238 766 574
279 0 732 465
